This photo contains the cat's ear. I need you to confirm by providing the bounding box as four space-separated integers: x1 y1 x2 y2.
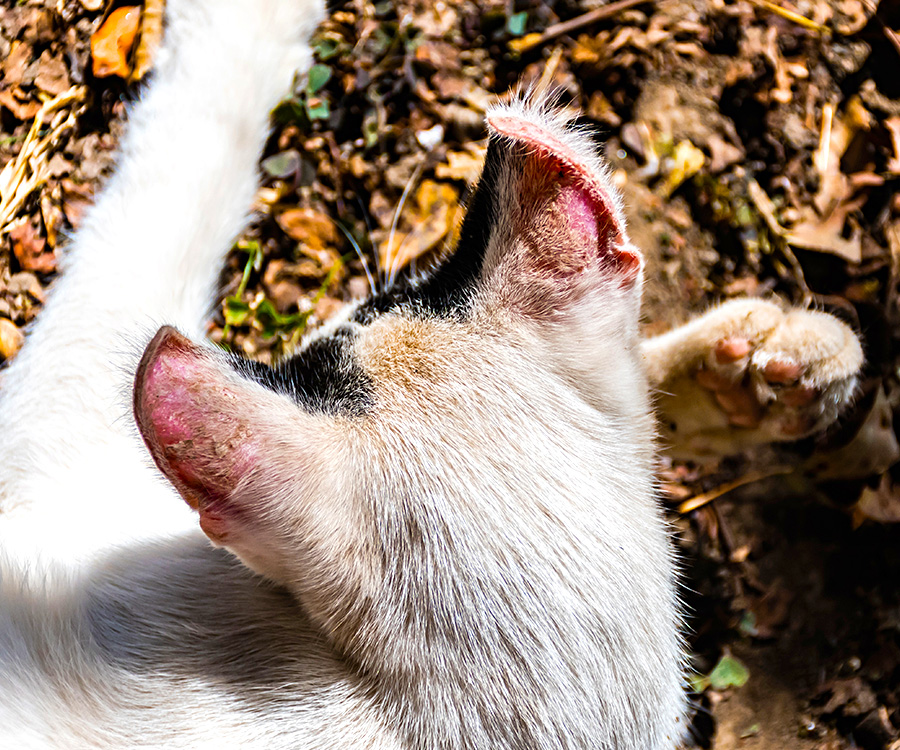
450 104 647 413
457 104 642 321
133 328 332 577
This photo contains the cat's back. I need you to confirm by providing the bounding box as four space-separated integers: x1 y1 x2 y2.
0 536 401 750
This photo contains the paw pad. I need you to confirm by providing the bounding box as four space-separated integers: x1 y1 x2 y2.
643 298 864 458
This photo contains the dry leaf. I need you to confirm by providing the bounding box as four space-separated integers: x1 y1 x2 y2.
855 475 900 523
786 198 865 263
91 6 141 79
379 180 459 275
435 147 486 183
276 207 341 273
60 178 94 229
2 41 32 88
276 207 338 250
885 117 900 174
0 88 41 121
9 220 55 274
0 318 25 361
34 51 70 96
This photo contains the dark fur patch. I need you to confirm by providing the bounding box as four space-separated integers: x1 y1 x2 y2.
231 327 373 417
234 140 507 412
352 138 504 324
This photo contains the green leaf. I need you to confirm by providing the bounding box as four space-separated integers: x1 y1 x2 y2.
688 673 710 694
506 11 528 36
223 298 251 327
305 96 330 121
261 150 301 179
708 655 750 690
306 64 332 95
313 37 342 61
272 96 309 126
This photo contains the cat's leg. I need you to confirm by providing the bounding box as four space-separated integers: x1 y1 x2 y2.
642 298 864 459
0 0 325 563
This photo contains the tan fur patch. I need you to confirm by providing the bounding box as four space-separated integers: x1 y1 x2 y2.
356 315 463 395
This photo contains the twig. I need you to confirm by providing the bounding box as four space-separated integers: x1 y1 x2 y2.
747 0 828 34
677 467 792 514
883 25 900 60
535 46 564 98
0 86 87 234
814 102 834 178
509 0 651 54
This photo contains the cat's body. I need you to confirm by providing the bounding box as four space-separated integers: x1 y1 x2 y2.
0 0 863 748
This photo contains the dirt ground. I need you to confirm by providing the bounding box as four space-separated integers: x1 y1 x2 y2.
2 0 900 747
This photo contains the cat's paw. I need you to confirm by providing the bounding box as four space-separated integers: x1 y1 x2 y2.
642 298 864 458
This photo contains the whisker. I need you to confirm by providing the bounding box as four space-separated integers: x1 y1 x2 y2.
386 163 423 290
333 218 375 298
354 195 380 293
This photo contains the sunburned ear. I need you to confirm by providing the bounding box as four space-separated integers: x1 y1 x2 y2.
450 103 649 416
458 103 642 322
134 328 377 638
132 326 354 590
134 327 272 548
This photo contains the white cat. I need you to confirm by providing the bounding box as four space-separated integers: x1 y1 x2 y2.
0 0 862 748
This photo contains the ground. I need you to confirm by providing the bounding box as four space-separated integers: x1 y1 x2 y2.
1 0 900 747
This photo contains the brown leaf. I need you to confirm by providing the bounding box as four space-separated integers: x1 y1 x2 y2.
435 147 486 183
21 8 56 45
275 207 338 250
786 198 865 263
60 178 94 229
34 51 70 96
855 475 900 524
885 117 900 174
821 677 878 717
378 180 459 275
0 88 41 121
414 41 460 72
9 220 56 274
40 191 65 249
2 41 33 88
91 6 141 79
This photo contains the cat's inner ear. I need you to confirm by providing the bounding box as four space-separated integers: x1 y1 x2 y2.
134 328 263 544
131 326 330 560
456 106 642 318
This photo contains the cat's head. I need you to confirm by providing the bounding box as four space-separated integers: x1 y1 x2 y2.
133 100 649 636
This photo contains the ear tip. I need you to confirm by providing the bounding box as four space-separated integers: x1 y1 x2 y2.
146 325 194 358
133 326 207 434
136 327 199 392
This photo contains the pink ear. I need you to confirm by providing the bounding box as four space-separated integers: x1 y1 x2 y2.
134 327 261 544
487 112 641 286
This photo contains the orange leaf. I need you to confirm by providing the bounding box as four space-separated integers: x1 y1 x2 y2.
276 208 338 250
91 6 141 79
